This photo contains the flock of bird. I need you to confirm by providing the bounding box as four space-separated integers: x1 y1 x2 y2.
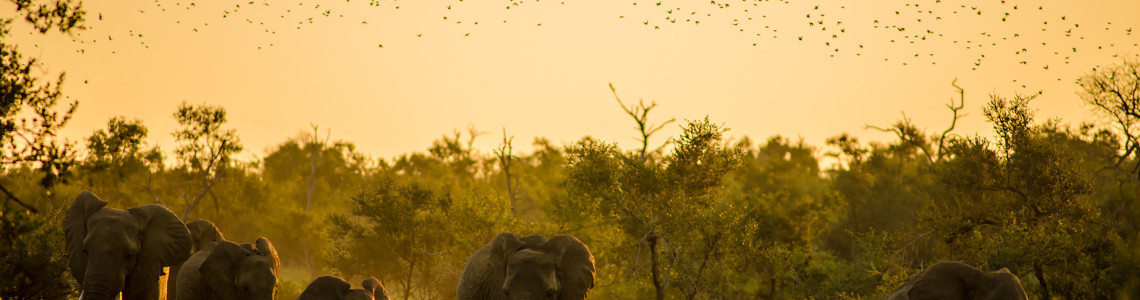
44 0 1140 80
613 0 1138 78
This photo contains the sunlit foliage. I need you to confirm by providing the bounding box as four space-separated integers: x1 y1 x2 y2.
0 2 85 298
3 28 1140 297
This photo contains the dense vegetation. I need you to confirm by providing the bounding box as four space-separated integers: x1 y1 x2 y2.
3 70 1140 299
3 1 1140 300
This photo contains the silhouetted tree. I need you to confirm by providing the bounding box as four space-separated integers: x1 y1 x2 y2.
561 116 742 300
493 128 518 215
0 1 85 298
171 101 243 219
1079 58 1140 179
79 117 164 207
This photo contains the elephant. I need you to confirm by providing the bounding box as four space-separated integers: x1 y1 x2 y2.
887 261 1029 300
185 219 226 253
64 191 193 300
175 237 281 300
168 219 226 300
297 276 389 300
457 232 595 300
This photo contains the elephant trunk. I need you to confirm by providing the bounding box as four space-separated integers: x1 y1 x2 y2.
82 261 127 300
79 284 119 300
79 291 122 300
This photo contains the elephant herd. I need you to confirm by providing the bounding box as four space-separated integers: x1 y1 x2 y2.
63 191 1028 300
65 191 388 300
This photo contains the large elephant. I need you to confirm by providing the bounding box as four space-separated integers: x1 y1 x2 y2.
457 232 595 300
168 219 226 300
64 191 192 300
887 261 1029 300
176 237 281 300
298 276 389 300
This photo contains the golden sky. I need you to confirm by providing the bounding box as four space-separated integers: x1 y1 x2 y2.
9 0 1140 161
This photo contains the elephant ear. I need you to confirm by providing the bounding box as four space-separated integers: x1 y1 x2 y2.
186 219 225 253
239 243 256 253
541 235 595 300
491 232 526 265
64 191 108 285
979 267 1028 300
253 237 280 274
200 241 250 299
476 232 524 297
362 277 388 300
298 276 351 300
127 204 193 292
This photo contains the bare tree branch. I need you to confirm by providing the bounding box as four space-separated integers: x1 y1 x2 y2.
936 78 967 162
493 128 517 216
0 182 37 213
610 83 676 162
181 140 229 219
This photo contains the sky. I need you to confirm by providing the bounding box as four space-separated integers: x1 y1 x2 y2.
8 0 1140 164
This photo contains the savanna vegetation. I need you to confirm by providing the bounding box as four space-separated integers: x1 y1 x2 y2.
3 1 1140 300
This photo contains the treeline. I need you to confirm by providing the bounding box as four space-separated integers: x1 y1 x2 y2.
4 61 1140 299
3 5 1140 297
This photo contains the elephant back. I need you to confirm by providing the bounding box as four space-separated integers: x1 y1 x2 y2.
298 276 352 300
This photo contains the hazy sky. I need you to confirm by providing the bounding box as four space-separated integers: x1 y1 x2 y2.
10 0 1140 162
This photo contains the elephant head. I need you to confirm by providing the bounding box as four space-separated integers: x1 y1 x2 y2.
888 261 1029 300
197 238 281 300
457 232 595 300
64 191 192 300
168 219 226 300
185 219 225 253
298 276 389 300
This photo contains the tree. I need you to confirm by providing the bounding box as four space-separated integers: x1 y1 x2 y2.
303 125 331 211
0 1 86 298
923 93 1105 299
1078 58 1140 179
261 130 367 277
328 176 516 299
719 136 843 298
385 127 491 197
610 83 674 162
328 179 448 299
171 101 243 219
658 118 743 299
85 117 150 161
493 128 518 216
262 131 368 211
511 137 565 221
6 0 85 34
78 117 163 207
560 116 743 299
0 204 73 299
0 22 80 208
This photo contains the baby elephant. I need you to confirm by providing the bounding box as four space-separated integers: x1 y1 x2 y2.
168 219 226 300
176 237 281 300
888 261 1028 300
298 276 389 300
